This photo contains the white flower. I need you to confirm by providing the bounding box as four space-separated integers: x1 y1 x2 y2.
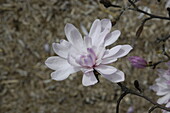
162 101 170 113
45 19 132 86
150 67 170 104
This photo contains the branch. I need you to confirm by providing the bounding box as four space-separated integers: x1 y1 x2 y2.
128 0 170 21
116 82 170 113
148 105 159 113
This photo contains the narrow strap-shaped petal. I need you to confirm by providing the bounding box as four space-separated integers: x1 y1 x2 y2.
157 94 170 104
101 19 112 32
52 40 71 59
82 71 98 86
156 89 169 96
104 30 121 47
101 57 117 64
95 64 117 75
84 36 92 48
51 66 79 81
111 45 132 59
89 19 102 45
45 56 68 70
103 45 122 58
101 70 125 83
65 23 84 51
68 53 81 67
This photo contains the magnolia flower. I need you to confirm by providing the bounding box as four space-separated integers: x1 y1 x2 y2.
45 19 132 86
162 101 170 113
150 66 170 104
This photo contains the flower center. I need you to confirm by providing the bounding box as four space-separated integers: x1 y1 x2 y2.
76 48 96 68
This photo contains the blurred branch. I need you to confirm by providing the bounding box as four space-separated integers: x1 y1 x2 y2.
157 34 170 42
128 0 170 21
116 82 170 113
148 105 159 113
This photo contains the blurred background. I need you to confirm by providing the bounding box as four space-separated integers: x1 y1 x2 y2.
0 0 170 113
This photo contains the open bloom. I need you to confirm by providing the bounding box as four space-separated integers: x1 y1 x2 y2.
45 19 132 86
150 65 170 104
162 101 170 113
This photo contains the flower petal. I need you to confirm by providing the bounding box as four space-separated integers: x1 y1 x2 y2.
101 19 111 32
111 45 133 59
51 67 79 81
94 19 112 47
101 57 117 64
45 56 68 70
82 71 98 86
52 40 71 58
101 70 125 83
104 30 121 47
68 54 81 67
89 19 101 45
103 45 122 58
157 94 170 104
65 23 84 50
84 36 92 48
95 64 117 75
157 89 170 96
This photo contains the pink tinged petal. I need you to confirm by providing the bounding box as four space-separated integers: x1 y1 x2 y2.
95 65 117 75
101 57 117 64
45 56 68 70
52 41 71 59
68 54 81 67
70 29 84 50
89 19 102 45
101 19 112 32
104 30 121 47
102 70 125 83
65 23 84 49
87 48 96 63
103 45 122 58
157 89 170 96
51 66 79 81
157 94 170 104
82 71 98 86
95 19 112 47
84 55 94 67
81 68 94 73
76 52 95 67
95 45 105 57
95 45 106 65
84 36 92 48
111 45 133 59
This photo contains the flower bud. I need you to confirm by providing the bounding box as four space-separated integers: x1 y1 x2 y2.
128 56 147 68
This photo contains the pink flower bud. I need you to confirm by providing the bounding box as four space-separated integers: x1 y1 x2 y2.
128 56 147 68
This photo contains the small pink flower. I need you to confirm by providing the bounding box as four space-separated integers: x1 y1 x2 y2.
45 19 133 86
128 56 147 68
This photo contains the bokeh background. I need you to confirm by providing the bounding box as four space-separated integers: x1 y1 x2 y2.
1 0 170 113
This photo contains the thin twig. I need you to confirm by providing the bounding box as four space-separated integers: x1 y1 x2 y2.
116 83 170 113
148 105 159 113
128 0 170 21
